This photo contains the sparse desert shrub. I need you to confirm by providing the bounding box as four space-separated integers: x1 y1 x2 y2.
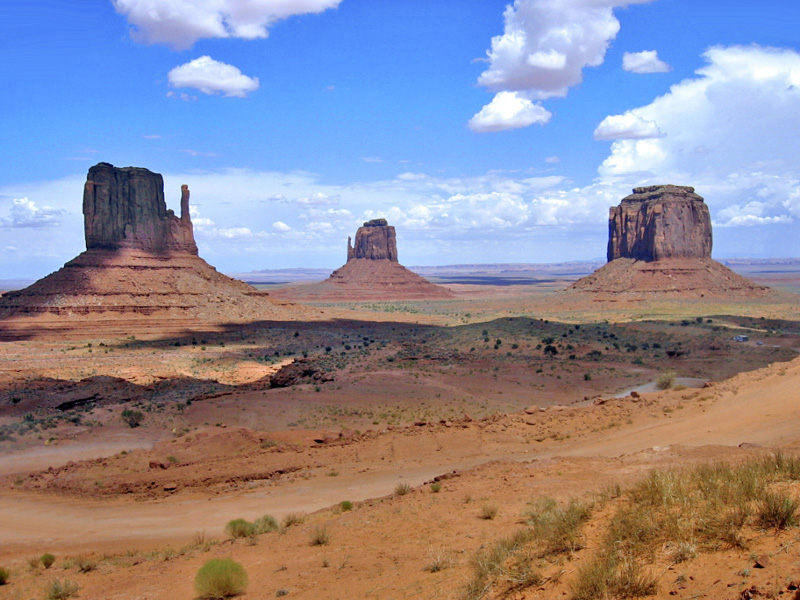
526 498 591 555
73 555 96 573
571 554 657 600
28 555 42 569
194 558 248 599
424 547 454 573
394 482 411 496
120 409 144 428
44 578 79 600
41 553 56 569
430 482 442 493
0 566 9 585
339 500 353 512
656 372 676 390
253 514 279 534
309 526 330 546
757 492 799 530
479 504 498 520
226 519 256 539
282 513 305 528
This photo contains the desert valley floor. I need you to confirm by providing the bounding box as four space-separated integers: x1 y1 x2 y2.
2 264 800 600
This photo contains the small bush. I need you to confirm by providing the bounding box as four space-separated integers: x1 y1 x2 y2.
430 482 442 493
424 547 454 573
656 372 676 390
310 526 330 546
282 513 305 528
757 492 799 530
74 555 96 573
44 578 79 600
339 500 353 512
479 504 498 520
41 553 56 569
120 409 144 428
195 559 248 599
395 482 411 496
253 514 279 534
225 519 256 539
0 567 9 585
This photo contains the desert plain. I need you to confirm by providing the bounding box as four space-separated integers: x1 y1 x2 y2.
1 260 800 600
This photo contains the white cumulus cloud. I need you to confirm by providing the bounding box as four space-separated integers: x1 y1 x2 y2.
595 45 800 243
468 91 552 133
1 198 65 228
622 50 671 73
476 0 656 100
594 113 663 140
168 56 260 98
112 0 342 50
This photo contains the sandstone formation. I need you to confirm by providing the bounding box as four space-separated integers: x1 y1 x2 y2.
83 163 197 254
607 185 712 262
0 163 310 336
569 185 768 299
272 219 453 301
347 219 398 262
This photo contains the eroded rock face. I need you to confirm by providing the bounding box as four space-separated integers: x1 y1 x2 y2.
607 185 711 262
346 219 398 262
83 163 197 254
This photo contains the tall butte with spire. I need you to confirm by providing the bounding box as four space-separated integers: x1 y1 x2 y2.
0 163 307 338
275 218 453 300
568 185 768 298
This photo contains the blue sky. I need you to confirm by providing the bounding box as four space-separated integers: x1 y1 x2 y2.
1 0 799 279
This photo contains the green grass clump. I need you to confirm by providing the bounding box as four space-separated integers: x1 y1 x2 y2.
757 492 799 529
339 500 353 512
253 514 279 534
0 567 9 585
195 559 248 599
225 519 256 539
394 482 411 496
44 578 79 600
430 482 442 493
655 371 676 390
41 553 56 569
310 526 330 546
572 555 657 600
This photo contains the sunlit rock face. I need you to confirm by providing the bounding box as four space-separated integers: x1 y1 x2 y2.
607 185 712 263
346 219 398 262
83 162 197 254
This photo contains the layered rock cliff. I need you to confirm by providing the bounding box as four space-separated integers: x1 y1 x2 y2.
607 185 711 262
83 162 197 253
0 163 310 332
272 218 452 301
347 219 398 262
568 185 767 299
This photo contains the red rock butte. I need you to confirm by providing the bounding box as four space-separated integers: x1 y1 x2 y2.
273 219 453 301
569 185 769 299
0 163 308 338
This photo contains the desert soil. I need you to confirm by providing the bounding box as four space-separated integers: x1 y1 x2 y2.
1 278 800 600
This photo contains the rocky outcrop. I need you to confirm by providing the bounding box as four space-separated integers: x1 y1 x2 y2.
0 163 312 334
83 162 197 254
567 185 768 299
271 218 453 301
347 219 398 262
607 185 711 262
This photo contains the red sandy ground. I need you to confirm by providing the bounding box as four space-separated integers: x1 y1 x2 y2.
1 276 800 599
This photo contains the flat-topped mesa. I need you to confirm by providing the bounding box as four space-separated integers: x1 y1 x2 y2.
607 185 712 262
346 218 398 262
83 162 197 254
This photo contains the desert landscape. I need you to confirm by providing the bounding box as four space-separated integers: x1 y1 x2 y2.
3 3 800 600
1 168 800 600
